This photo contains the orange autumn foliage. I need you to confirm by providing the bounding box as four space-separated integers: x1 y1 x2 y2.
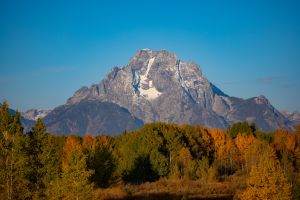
274 129 296 153
238 147 291 200
82 135 95 151
210 128 239 173
62 135 83 169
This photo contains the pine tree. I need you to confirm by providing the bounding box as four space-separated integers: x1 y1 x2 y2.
48 135 93 200
0 101 11 133
0 102 29 200
40 134 62 188
24 118 47 199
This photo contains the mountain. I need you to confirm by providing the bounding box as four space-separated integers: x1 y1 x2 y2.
44 49 294 135
281 111 300 126
22 109 51 121
43 100 143 136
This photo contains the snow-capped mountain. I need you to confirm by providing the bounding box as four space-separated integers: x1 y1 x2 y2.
22 109 51 121
281 111 300 126
44 49 294 135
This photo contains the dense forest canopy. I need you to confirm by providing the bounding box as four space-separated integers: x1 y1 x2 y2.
1 102 300 200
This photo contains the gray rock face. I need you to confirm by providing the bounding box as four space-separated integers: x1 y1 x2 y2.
43 100 143 136
47 49 295 134
216 95 293 131
67 49 227 128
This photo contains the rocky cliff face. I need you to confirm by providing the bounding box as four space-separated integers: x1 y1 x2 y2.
45 49 294 135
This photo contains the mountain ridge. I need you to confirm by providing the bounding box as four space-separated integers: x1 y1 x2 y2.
30 49 296 135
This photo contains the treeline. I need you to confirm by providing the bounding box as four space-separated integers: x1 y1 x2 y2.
1 101 300 199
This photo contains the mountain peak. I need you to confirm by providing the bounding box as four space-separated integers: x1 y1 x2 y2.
45 49 294 135
254 95 270 105
131 49 178 64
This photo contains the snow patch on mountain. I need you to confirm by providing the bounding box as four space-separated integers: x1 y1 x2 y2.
22 109 51 121
140 86 162 100
135 57 162 100
140 57 155 85
60 49 295 132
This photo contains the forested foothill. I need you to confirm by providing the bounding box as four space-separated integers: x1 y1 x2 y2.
1 102 299 200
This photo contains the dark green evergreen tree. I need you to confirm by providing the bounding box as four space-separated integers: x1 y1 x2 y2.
25 118 61 199
0 102 29 200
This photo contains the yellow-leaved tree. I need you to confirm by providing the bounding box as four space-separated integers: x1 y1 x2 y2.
238 146 292 200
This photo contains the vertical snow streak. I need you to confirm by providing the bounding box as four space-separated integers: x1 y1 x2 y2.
176 60 195 102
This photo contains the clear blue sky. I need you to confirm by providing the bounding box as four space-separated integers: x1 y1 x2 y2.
0 0 299 112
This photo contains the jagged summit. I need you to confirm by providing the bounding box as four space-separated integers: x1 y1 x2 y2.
44 49 294 135
254 95 270 105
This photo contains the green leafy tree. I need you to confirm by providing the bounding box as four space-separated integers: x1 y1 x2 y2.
227 121 256 139
114 124 169 183
83 135 116 187
123 155 158 184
